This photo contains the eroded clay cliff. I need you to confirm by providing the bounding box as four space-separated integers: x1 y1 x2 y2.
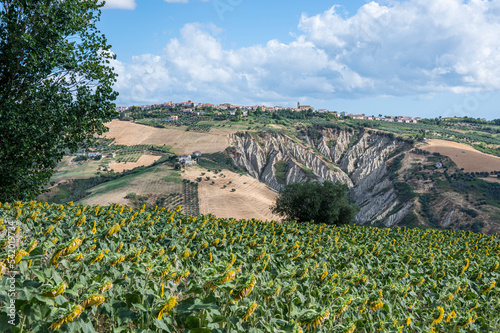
228 130 413 226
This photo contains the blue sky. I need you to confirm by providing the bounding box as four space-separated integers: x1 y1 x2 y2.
99 0 500 119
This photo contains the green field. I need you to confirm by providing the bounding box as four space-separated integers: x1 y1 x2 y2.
114 153 142 163
50 157 102 183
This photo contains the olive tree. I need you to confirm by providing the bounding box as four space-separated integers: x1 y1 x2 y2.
0 0 118 201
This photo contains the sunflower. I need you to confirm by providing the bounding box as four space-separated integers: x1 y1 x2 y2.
28 240 38 253
41 282 69 298
490 262 499 272
158 296 178 319
233 275 257 302
254 249 266 262
49 305 84 331
298 310 330 331
345 323 356 333
90 251 104 264
319 270 328 282
181 249 190 259
291 250 302 261
241 302 258 322
370 301 384 311
98 281 113 294
445 310 457 323
220 270 236 284
431 306 444 326
116 242 124 253
459 312 477 330
14 250 29 264
80 295 105 309
483 281 495 294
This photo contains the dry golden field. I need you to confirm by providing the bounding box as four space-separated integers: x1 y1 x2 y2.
182 166 280 221
421 139 500 172
103 119 235 154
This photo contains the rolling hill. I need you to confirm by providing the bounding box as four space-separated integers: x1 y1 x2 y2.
41 117 500 234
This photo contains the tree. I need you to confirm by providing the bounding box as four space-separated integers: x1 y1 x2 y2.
0 0 118 201
271 180 359 225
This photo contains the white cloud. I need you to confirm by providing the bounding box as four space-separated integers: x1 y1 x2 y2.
102 0 136 10
113 0 500 107
298 0 500 94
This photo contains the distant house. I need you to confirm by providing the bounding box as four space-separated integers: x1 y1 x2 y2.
106 153 116 158
192 151 202 157
168 115 179 121
87 152 101 158
435 162 443 169
177 154 190 162
352 114 365 120
116 106 129 112
219 103 236 110
177 154 196 166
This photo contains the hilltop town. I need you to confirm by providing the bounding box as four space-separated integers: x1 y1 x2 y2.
116 100 422 124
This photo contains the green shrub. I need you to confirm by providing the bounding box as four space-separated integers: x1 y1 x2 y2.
327 139 337 147
274 161 288 185
272 180 359 225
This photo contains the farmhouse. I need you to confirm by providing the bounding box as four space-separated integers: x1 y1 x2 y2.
177 154 190 161
177 154 197 166
352 114 365 120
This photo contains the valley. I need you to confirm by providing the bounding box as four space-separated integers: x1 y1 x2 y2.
41 115 500 234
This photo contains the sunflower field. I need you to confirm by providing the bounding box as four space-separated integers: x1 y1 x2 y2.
0 201 499 332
